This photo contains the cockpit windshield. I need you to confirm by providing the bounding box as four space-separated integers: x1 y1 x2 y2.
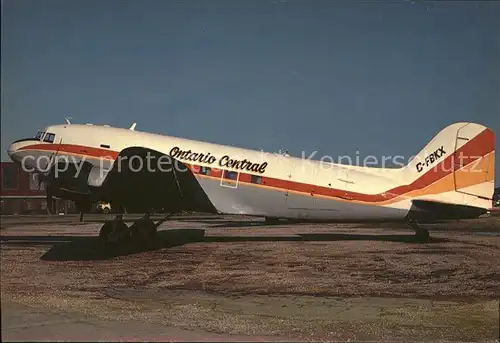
34 131 55 142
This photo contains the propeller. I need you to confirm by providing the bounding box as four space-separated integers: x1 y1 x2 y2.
37 147 90 220
37 172 56 214
46 184 56 215
38 153 57 215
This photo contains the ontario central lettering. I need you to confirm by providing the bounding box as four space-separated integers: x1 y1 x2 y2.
219 155 268 173
169 147 216 164
169 146 268 174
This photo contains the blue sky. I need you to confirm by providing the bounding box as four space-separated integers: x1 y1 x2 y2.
2 0 499 182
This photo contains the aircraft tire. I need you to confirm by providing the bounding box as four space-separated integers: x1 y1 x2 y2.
99 220 130 245
130 218 157 244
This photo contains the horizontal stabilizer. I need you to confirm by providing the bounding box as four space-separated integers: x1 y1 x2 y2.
410 199 488 222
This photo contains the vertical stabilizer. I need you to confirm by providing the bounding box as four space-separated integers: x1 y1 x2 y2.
404 122 495 209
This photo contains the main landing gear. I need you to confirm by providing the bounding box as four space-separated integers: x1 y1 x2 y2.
405 217 430 241
99 214 130 245
99 213 174 246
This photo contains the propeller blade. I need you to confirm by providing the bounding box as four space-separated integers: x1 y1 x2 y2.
46 186 56 215
37 173 45 190
46 194 52 214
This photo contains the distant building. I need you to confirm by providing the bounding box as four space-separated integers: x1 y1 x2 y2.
0 161 77 214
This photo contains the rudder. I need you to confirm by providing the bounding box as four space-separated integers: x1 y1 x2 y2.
452 123 495 202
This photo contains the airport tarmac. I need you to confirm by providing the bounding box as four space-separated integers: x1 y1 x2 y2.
1 214 499 342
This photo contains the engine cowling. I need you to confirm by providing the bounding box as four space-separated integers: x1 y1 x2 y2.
45 161 112 190
40 161 109 213
87 165 111 188
49 160 92 193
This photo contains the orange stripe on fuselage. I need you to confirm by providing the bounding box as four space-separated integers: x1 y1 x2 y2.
19 143 118 160
17 128 494 204
379 151 494 204
369 127 494 202
188 152 494 206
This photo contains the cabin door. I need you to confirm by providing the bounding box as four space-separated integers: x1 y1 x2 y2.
220 170 239 189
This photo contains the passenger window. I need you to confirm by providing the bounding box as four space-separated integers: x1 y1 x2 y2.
100 144 110 149
224 170 238 180
251 175 262 184
200 166 211 175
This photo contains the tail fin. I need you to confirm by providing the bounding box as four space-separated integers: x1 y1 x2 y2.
405 122 495 209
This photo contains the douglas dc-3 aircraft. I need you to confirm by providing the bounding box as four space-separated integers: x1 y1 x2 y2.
7 121 495 244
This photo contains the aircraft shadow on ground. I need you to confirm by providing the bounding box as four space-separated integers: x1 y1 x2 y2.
181 219 410 229
0 229 450 262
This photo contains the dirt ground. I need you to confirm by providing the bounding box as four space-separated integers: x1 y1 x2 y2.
1 215 499 341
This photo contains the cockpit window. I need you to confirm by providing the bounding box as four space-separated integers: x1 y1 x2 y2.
35 131 45 140
43 133 55 143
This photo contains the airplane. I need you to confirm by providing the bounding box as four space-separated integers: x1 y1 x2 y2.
6 121 495 245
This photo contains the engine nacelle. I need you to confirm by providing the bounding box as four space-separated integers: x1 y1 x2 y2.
38 160 113 214
44 160 103 194
87 165 111 187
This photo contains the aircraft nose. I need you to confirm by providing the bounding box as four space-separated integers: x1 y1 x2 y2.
7 142 17 159
7 141 28 162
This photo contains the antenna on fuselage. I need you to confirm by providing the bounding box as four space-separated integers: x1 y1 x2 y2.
64 117 72 124
129 122 137 131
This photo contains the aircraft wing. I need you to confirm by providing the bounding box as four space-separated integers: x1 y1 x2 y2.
98 147 217 214
42 147 218 214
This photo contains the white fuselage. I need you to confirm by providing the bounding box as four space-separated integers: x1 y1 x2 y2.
7 122 495 220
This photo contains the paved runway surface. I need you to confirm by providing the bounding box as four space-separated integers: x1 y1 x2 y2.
1 214 499 341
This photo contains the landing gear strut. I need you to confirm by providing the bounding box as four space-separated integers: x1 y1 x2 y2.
75 200 91 223
406 218 430 241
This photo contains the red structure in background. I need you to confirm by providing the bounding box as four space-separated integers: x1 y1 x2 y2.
0 161 77 214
